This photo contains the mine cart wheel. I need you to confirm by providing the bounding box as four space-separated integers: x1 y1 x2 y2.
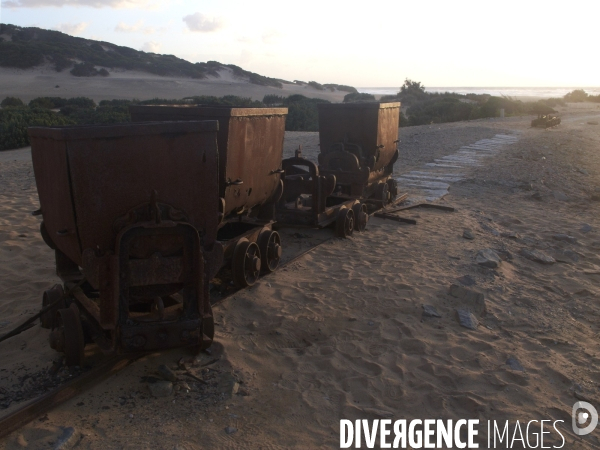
196 302 215 353
50 304 85 367
352 203 369 232
231 238 262 288
386 178 399 202
335 207 355 238
40 284 66 329
375 182 390 204
258 229 282 274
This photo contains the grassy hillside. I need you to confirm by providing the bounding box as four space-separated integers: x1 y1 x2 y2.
0 23 283 87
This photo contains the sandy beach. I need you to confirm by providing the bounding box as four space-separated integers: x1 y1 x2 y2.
1 102 600 448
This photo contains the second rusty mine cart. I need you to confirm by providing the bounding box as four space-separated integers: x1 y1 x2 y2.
129 106 287 287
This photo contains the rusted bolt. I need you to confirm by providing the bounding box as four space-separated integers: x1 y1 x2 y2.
269 243 282 259
252 256 261 272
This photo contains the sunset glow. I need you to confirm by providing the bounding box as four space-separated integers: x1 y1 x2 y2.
1 0 598 87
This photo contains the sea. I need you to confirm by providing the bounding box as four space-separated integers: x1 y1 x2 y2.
357 87 600 98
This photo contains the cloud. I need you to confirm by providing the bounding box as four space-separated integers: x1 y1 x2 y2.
182 12 224 33
2 0 150 8
115 20 157 34
55 22 89 35
141 41 161 53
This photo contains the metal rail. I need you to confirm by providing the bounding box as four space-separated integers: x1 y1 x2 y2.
0 355 137 440
0 233 338 440
0 194 420 439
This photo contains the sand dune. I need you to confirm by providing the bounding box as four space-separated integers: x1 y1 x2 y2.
1 104 600 448
0 66 348 104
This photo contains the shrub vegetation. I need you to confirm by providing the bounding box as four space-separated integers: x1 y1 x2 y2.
0 24 283 88
0 107 73 150
0 94 323 150
563 89 588 102
323 84 357 93
377 79 595 126
343 92 375 103
1 96 24 107
283 95 330 131
263 95 286 106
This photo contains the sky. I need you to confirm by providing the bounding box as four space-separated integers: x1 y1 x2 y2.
0 0 598 88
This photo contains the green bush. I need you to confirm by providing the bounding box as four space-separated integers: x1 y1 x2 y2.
399 111 408 127
137 98 188 106
0 24 276 83
1 96 24 108
227 64 282 88
51 54 73 72
283 95 330 131
0 93 335 149
29 97 55 109
564 89 588 102
98 99 136 107
65 97 96 108
0 40 44 69
343 92 375 103
589 94 600 103
308 81 324 91
407 97 475 126
216 95 263 107
540 97 566 107
398 79 428 107
323 84 357 93
60 104 130 124
528 101 557 115
28 97 70 109
472 96 527 118
263 95 286 105
0 107 73 150
70 62 101 77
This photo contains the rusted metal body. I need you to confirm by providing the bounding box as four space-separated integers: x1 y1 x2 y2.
129 106 287 287
531 114 561 128
317 102 401 204
129 106 287 221
29 121 221 363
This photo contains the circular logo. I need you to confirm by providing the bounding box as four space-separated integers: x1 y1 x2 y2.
572 401 598 436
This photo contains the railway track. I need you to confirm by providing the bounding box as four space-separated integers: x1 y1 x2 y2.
0 229 338 441
0 195 418 441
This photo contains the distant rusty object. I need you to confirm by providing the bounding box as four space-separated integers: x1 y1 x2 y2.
317 102 401 203
531 114 561 128
129 106 288 221
276 146 364 236
28 121 220 364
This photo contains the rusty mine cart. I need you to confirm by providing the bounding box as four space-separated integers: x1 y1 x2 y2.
275 102 401 237
29 121 221 366
129 106 288 288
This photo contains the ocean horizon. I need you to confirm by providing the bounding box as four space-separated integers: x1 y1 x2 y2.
357 86 600 98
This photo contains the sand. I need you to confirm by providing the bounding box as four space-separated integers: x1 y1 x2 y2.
2 103 600 448
0 66 347 104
